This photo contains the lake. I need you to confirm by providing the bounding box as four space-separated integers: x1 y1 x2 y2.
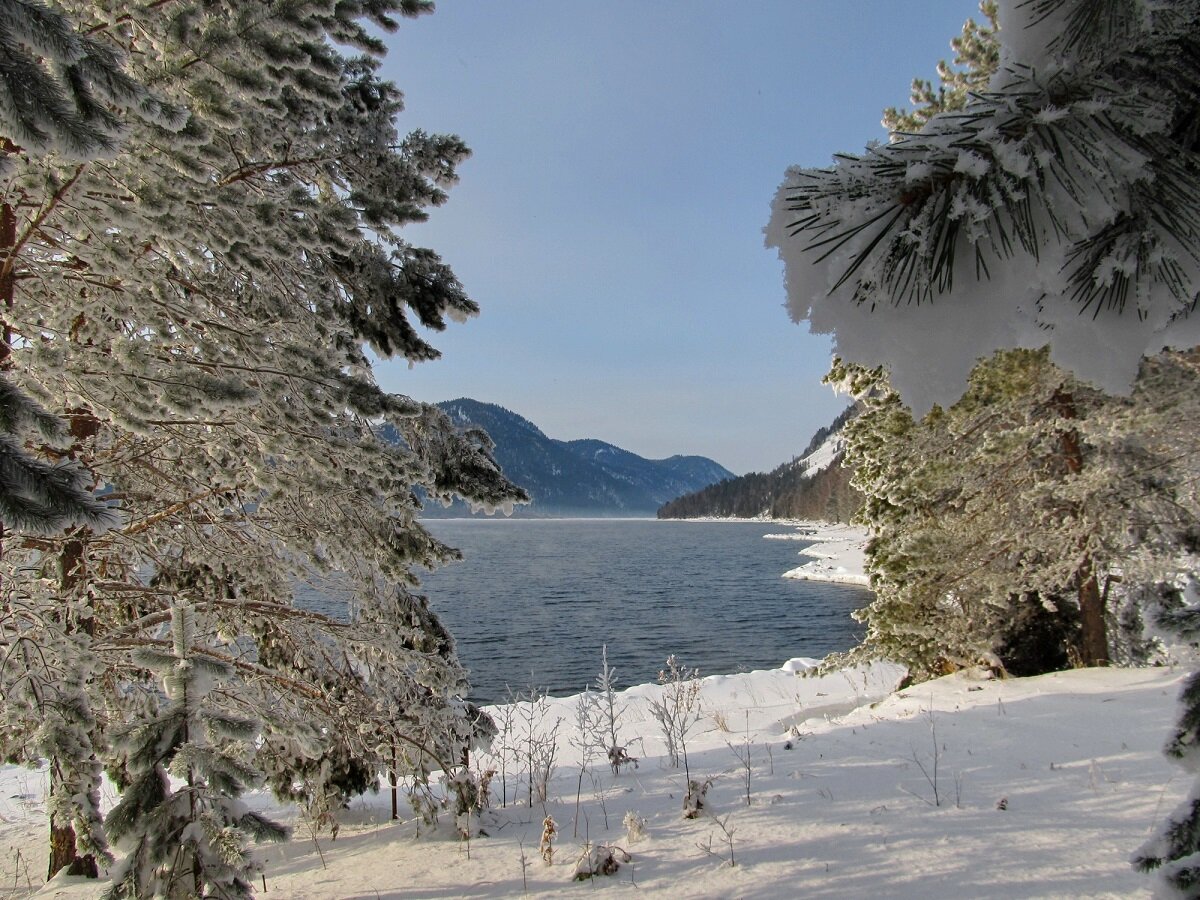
416 518 869 704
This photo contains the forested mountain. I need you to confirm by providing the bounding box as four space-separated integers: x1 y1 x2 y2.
425 400 734 517
658 405 861 521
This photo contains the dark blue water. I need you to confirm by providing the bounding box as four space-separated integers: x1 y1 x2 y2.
414 519 868 704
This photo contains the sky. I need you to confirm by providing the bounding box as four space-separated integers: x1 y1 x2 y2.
376 1 982 475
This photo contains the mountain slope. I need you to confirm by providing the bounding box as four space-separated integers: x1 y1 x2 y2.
657 404 862 521
427 399 734 517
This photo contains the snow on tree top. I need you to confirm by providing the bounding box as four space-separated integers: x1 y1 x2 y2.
767 0 1200 414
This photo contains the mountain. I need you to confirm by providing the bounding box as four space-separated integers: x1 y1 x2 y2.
425 399 734 517
657 404 862 522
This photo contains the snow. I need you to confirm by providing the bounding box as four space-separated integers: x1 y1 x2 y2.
0 535 1184 899
4 590 1188 899
774 521 871 587
764 0 1200 416
795 429 845 475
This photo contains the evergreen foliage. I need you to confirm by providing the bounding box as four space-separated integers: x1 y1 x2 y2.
768 1 1200 889
0 376 118 533
882 1 999 135
767 0 1200 412
826 350 1198 679
0 0 183 159
0 0 526 883
102 604 287 900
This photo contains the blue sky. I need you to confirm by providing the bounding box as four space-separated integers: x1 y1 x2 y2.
377 1 981 475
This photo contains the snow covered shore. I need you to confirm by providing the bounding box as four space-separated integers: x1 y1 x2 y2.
768 521 871 587
3 656 1187 899
1 522 1186 898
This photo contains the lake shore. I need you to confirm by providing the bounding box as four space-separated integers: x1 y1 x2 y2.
765 520 871 587
12 657 1185 899
8 519 1187 899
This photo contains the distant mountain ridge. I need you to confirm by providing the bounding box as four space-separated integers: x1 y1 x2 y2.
425 399 734 517
657 404 862 522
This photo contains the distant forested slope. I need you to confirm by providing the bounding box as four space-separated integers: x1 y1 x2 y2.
657 405 861 521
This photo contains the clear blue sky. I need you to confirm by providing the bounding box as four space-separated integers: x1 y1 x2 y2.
376 1 981 475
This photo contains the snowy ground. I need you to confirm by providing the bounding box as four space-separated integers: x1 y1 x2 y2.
1 521 1189 899
769 521 870 586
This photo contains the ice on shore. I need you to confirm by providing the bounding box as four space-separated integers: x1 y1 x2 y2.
770 521 871 587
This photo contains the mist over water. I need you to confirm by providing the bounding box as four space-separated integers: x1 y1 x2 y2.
414 519 868 704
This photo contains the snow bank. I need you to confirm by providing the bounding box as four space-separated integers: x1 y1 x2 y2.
6 660 1189 899
773 521 871 587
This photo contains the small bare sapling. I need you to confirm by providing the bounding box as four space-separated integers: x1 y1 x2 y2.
903 702 956 809
508 682 562 806
711 814 737 867
490 701 517 808
649 654 703 780
725 711 754 806
696 813 736 868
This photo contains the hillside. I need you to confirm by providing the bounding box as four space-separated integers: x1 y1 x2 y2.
424 399 734 517
657 404 861 521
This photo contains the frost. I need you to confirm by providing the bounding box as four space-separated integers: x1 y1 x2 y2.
906 161 934 182
1033 106 1068 125
953 150 990 178
1 0 525 888
767 0 1200 413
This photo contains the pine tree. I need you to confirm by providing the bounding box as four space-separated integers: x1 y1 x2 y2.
768 2 1200 890
0 0 526 881
0 0 181 159
0 0 170 536
825 350 1198 679
102 603 287 900
0 378 117 534
882 1 999 135
767 0 1200 413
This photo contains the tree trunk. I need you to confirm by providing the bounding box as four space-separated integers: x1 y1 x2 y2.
47 413 100 878
390 743 399 821
1052 388 1108 666
47 535 98 880
1077 561 1108 666
5 144 101 882
48 821 98 879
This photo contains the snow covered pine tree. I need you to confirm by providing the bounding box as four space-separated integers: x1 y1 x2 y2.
0 0 526 886
0 0 149 536
103 603 287 899
768 0 1200 892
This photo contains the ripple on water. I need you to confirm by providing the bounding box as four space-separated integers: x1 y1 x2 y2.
295 520 869 704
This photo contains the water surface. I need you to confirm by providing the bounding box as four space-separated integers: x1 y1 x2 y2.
417 519 868 703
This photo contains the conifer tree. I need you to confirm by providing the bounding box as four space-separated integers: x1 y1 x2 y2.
768 1 1200 891
767 0 1200 412
102 603 287 900
0 378 117 533
0 0 526 881
882 1 999 135
827 349 1197 679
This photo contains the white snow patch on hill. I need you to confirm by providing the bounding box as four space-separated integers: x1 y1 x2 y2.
796 430 846 475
